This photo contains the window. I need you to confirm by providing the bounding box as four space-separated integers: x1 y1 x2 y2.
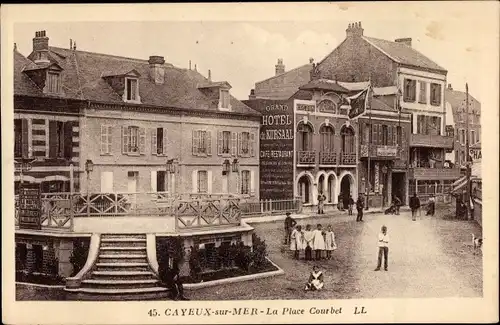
239 132 251 156
320 125 335 151
47 72 61 93
100 125 112 155
197 170 208 193
403 78 416 102
126 78 139 101
157 171 167 192
460 129 466 145
219 131 231 154
381 125 389 145
417 115 442 135
220 89 230 109
192 130 212 156
396 126 402 146
241 170 250 195
341 126 355 153
430 83 442 106
122 126 146 155
470 130 476 145
152 127 167 155
418 81 427 104
14 118 29 158
297 122 313 151
49 121 72 159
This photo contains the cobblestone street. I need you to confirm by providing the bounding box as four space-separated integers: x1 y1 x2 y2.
188 210 483 300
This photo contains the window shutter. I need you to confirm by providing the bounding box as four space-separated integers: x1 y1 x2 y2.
122 126 129 154
192 170 198 193
21 119 29 158
192 130 199 156
63 122 73 159
48 120 58 158
139 127 146 154
151 170 157 192
151 128 157 155
207 170 213 193
100 125 107 155
388 125 393 145
231 132 237 156
237 132 242 156
217 131 223 155
107 126 112 154
162 128 168 156
250 132 255 157
206 131 212 155
250 170 255 196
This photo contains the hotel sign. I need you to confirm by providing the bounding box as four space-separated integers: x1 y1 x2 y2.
18 184 42 230
376 146 398 157
243 99 294 200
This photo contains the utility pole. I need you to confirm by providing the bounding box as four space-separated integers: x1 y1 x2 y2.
365 79 372 210
465 83 472 220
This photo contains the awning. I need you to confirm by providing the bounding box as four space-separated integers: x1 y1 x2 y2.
15 175 69 183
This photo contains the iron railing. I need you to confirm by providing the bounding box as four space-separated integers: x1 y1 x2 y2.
319 151 337 165
240 197 302 216
341 152 357 165
297 150 316 164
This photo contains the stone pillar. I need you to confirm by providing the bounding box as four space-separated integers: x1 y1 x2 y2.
180 237 194 277
25 243 35 273
42 243 56 275
241 231 253 248
58 239 74 277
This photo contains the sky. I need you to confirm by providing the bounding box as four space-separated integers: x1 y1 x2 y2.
10 3 499 102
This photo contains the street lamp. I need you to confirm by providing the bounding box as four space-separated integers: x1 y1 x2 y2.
222 159 231 175
232 159 239 173
85 159 93 217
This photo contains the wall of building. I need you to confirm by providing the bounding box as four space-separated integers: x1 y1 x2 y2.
254 64 313 99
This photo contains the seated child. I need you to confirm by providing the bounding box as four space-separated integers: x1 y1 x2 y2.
304 265 324 291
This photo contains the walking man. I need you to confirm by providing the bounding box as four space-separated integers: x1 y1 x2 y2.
393 195 402 215
317 191 326 215
347 195 355 216
409 193 421 221
374 225 389 271
356 195 364 222
284 212 297 245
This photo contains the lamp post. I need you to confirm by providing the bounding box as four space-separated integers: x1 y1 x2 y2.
85 159 94 217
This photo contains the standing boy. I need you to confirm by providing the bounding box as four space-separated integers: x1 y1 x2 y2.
347 195 355 216
356 195 364 222
374 225 389 271
317 191 326 214
409 193 421 221
284 212 297 244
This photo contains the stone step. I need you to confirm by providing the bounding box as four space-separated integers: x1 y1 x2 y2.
100 241 147 248
101 234 146 240
92 270 155 277
98 254 147 259
100 238 146 243
100 246 146 251
98 257 146 264
81 279 160 290
65 286 168 295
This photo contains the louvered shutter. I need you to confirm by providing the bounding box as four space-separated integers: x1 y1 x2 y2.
49 120 58 158
122 126 129 154
151 170 157 192
237 132 242 156
192 170 198 193
207 170 213 193
107 126 112 154
21 119 29 158
100 125 108 155
388 125 393 146
250 132 255 157
162 128 168 156
139 128 146 154
217 131 223 156
151 128 157 155
250 170 255 196
63 122 73 159
231 132 237 156
206 131 212 155
192 130 199 156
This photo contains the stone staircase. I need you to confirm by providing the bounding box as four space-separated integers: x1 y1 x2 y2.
66 234 169 300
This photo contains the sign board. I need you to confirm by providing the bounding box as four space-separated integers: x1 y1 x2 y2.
18 183 42 230
376 146 398 157
469 148 481 162
14 161 33 173
243 99 294 200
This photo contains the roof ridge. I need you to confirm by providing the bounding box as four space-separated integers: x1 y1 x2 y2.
256 63 312 84
50 46 151 64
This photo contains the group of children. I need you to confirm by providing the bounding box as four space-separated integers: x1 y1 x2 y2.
289 223 337 261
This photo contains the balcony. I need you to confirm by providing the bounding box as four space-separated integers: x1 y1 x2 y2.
319 151 337 165
297 150 316 165
409 167 461 180
341 152 356 165
360 144 400 159
410 134 454 149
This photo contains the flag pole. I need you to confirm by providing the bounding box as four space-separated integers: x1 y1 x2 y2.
365 78 372 210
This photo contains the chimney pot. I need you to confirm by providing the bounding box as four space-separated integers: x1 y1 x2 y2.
448 83 453 90
195 64 197 71
149 56 165 85
14 43 17 51
208 69 212 81
148 55 165 65
394 38 412 47
33 30 50 64
346 21 364 38
309 57 314 64
189 60 192 70
249 89 256 100
275 58 285 76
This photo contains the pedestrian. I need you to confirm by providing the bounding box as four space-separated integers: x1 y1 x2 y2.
374 225 389 271
356 195 364 222
409 193 421 221
312 224 326 260
393 195 402 215
337 193 344 210
284 212 297 245
304 265 324 291
426 195 435 216
324 225 337 259
165 262 189 300
290 225 303 260
317 191 326 214
347 195 355 216
303 224 314 261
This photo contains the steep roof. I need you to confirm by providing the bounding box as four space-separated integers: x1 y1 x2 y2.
16 46 259 116
253 63 313 100
14 50 44 97
299 79 349 93
362 36 447 73
445 88 481 115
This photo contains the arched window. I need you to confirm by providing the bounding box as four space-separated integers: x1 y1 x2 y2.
297 122 313 151
317 99 337 114
341 126 355 154
320 125 335 152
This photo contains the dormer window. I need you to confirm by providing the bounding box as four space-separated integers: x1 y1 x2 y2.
125 77 139 102
220 89 230 110
47 71 61 94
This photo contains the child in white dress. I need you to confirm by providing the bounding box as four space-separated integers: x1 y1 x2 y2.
312 224 326 260
324 225 337 259
305 265 324 291
303 224 314 261
290 225 303 259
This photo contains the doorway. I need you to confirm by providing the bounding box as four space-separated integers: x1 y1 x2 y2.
127 171 138 205
340 175 352 200
298 175 311 204
391 172 406 205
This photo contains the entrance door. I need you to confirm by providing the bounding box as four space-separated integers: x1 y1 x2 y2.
340 176 351 198
391 172 406 205
128 171 138 205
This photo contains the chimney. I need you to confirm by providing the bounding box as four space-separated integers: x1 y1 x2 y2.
194 64 197 72
249 89 256 100
346 21 364 38
448 83 453 90
189 60 192 70
275 58 285 76
14 43 17 51
148 55 165 85
70 39 73 50
33 30 50 64
309 58 314 64
395 38 412 47
208 69 212 81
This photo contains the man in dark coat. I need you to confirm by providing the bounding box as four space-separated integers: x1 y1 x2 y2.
409 193 421 221
356 195 365 222
284 212 297 245
159 261 189 301
393 195 402 215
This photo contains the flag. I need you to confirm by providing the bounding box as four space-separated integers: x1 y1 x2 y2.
348 84 372 119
